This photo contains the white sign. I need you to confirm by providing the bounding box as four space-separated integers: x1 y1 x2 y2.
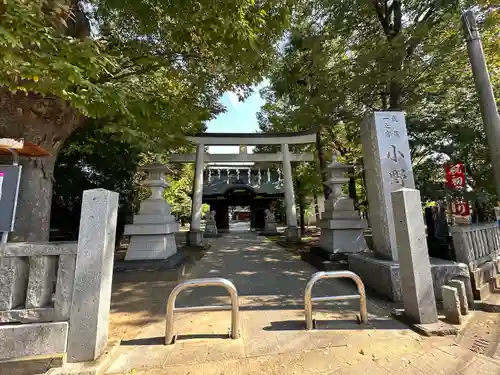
376 112 415 190
0 138 24 149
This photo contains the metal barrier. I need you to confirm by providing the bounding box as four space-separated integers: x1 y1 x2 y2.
165 278 240 345
304 271 368 330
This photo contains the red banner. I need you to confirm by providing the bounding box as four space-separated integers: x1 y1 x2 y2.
445 162 466 190
451 200 470 217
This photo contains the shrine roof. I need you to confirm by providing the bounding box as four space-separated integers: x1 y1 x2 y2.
0 141 50 157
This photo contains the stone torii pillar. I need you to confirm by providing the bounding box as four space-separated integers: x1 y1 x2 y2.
188 143 204 245
281 143 299 242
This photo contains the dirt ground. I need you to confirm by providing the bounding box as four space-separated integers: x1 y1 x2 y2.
108 276 177 341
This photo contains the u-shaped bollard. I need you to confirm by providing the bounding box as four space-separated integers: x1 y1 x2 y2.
165 278 240 345
304 271 368 330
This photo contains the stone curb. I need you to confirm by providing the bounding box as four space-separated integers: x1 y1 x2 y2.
42 340 121 375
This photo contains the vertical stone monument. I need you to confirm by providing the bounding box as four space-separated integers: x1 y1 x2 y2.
318 155 368 256
204 210 218 237
348 112 470 302
360 112 416 261
124 163 179 260
262 209 278 235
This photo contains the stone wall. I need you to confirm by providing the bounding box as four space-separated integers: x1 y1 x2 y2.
0 243 77 361
0 189 118 365
450 223 500 301
348 252 472 304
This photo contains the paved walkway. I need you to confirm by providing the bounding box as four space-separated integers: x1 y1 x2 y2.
105 232 500 374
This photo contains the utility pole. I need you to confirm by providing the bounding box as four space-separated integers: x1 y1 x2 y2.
461 10 500 199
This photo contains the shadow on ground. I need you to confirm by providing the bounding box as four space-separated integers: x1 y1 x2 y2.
264 317 408 332
108 231 400 341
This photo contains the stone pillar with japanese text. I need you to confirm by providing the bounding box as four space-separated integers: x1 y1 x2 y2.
360 111 415 261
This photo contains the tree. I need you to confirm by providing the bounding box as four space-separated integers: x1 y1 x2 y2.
257 1 500 213
0 0 293 241
164 163 196 223
51 121 143 240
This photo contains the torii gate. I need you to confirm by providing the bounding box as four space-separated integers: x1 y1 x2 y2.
170 129 318 245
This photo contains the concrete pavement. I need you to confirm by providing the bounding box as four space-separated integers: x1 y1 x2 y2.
104 231 500 374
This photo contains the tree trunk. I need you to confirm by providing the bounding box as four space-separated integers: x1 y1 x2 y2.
0 88 82 241
313 195 321 222
348 167 358 210
389 80 402 110
13 153 59 242
315 129 330 199
299 199 305 235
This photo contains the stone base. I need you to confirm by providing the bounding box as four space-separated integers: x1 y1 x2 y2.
204 221 219 238
471 256 500 301
348 251 472 303
318 228 368 254
115 252 189 273
264 222 278 233
45 340 121 375
124 233 177 260
391 309 460 336
300 251 349 271
284 226 300 243
0 322 68 360
114 249 205 283
258 231 280 236
0 353 65 375
310 246 350 262
186 231 203 246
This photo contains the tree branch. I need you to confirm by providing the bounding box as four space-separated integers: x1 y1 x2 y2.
373 0 390 34
393 1 402 35
404 6 436 63
93 62 163 84
416 5 435 24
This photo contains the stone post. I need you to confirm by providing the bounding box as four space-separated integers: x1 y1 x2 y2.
318 155 368 256
124 163 178 260
360 111 415 261
0 257 28 310
282 143 299 241
188 143 204 245
392 188 438 324
67 189 119 363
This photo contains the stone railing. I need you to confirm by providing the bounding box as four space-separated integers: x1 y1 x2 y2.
0 242 77 321
0 189 118 365
450 223 500 271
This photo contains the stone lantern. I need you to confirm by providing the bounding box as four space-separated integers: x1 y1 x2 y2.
124 162 179 260
318 154 368 257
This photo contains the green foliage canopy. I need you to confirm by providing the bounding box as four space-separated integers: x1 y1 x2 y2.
258 1 500 208
1 0 293 144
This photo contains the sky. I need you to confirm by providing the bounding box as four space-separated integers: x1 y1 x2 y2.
206 80 268 154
